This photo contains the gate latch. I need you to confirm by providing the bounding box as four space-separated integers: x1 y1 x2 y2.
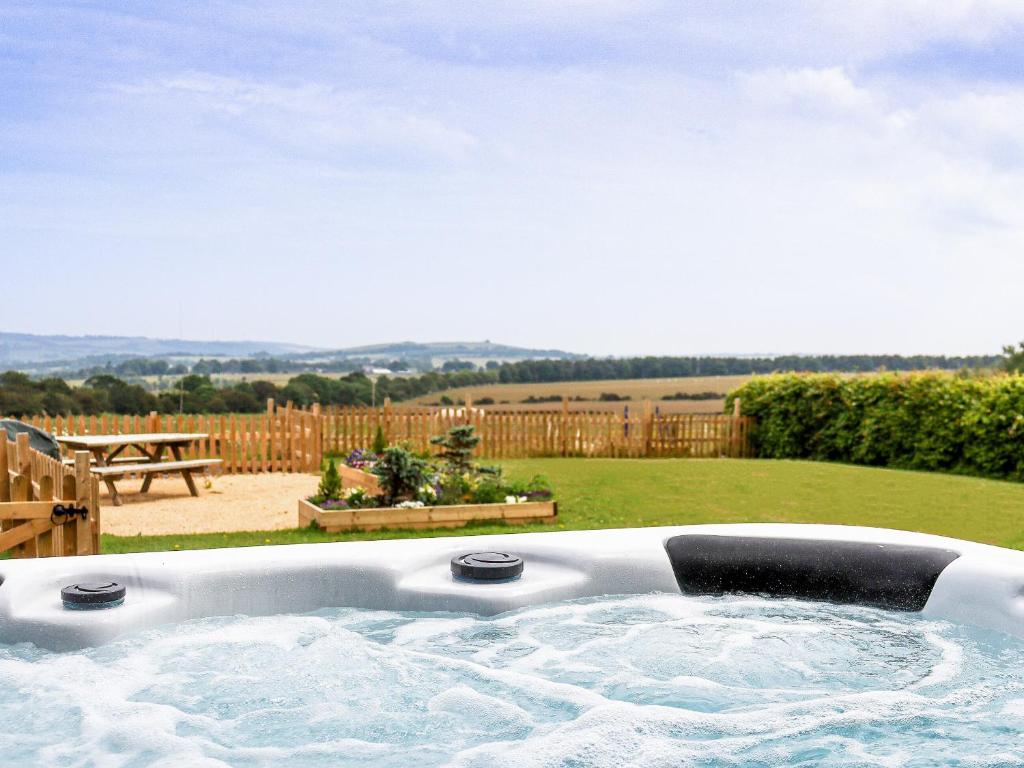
50 504 89 525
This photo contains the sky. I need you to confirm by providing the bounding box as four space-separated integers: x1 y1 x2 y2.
1 1 1023 357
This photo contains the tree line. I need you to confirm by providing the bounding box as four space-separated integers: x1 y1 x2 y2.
67 355 414 380
0 352 1006 416
0 369 495 416
492 355 1001 383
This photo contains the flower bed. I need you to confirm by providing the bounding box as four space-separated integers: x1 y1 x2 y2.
303 425 556 532
298 496 557 532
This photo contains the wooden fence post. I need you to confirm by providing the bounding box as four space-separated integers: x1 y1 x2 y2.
313 405 321 473
269 406 278 473
285 401 294 472
90 474 101 554
36 474 54 557
75 451 93 555
383 397 393 443
309 403 322 472
731 398 742 458
561 397 569 457
642 400 653 457
13 433 36 557
16 432 31 480
59 451 89 556
0 438 9 504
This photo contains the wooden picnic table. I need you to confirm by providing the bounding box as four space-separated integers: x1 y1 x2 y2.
54 433 220 506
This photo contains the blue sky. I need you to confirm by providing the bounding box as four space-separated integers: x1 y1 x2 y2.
2 1 1023 355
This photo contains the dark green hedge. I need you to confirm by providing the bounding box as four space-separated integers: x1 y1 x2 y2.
725 373 1024 481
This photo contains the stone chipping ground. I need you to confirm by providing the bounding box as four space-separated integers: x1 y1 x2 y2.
98 472 319 536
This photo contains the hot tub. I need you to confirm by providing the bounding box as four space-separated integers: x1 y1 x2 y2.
1 524 1023 765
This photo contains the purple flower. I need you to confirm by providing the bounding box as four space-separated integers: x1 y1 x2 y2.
345 448 378 470
319 499 350 510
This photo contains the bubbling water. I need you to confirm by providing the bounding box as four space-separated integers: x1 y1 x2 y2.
1 593 1023 767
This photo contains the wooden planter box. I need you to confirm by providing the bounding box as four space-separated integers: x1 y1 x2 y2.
337 464 381 495
298 497 557 532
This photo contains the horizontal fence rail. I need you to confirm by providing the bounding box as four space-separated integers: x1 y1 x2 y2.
13 398 751 473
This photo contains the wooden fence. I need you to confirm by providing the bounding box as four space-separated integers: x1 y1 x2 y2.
12 398 751 474
322 398 752 459
20 402 322 474
2 433 100 558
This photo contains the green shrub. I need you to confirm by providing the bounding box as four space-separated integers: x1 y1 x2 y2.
471 478 507 504
317 459 342 500
431 424 480 474
436 472 470 505
504 474 554 499
372 425 388 455
726 373 1024 481
373 447 429 506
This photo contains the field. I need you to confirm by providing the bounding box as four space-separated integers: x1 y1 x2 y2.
102 458 1024 553
60 373 748 412
409 375 754 413
65 372 299 390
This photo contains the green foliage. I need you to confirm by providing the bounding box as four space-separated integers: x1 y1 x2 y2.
343 487 373 508
372 425 388 455
727 373 1024 481
373 447 430 506
661 391 721 401
1003 342 1024 373
441 359 477 372
471 478 507 504
495 354 1000 385
436 472 470 506
430 424 481 474
317 459 342 500
503 474 554 499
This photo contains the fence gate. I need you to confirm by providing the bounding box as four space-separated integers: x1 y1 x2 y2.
1 434 100 558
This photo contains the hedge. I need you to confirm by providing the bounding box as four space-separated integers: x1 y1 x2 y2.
725 373 1024 481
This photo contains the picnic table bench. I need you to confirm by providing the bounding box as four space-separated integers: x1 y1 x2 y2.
55 433 221 506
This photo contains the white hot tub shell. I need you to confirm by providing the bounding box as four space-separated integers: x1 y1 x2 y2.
1 523 1023 651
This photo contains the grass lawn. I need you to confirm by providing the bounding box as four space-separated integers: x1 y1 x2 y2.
100 459 1024 554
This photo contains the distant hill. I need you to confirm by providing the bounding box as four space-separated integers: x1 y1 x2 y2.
309 340 581 362
0 332 319 367
0 332 582 371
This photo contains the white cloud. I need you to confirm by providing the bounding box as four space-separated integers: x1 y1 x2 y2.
916 88 1024 166
742 67 876 116
113 72 480 167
